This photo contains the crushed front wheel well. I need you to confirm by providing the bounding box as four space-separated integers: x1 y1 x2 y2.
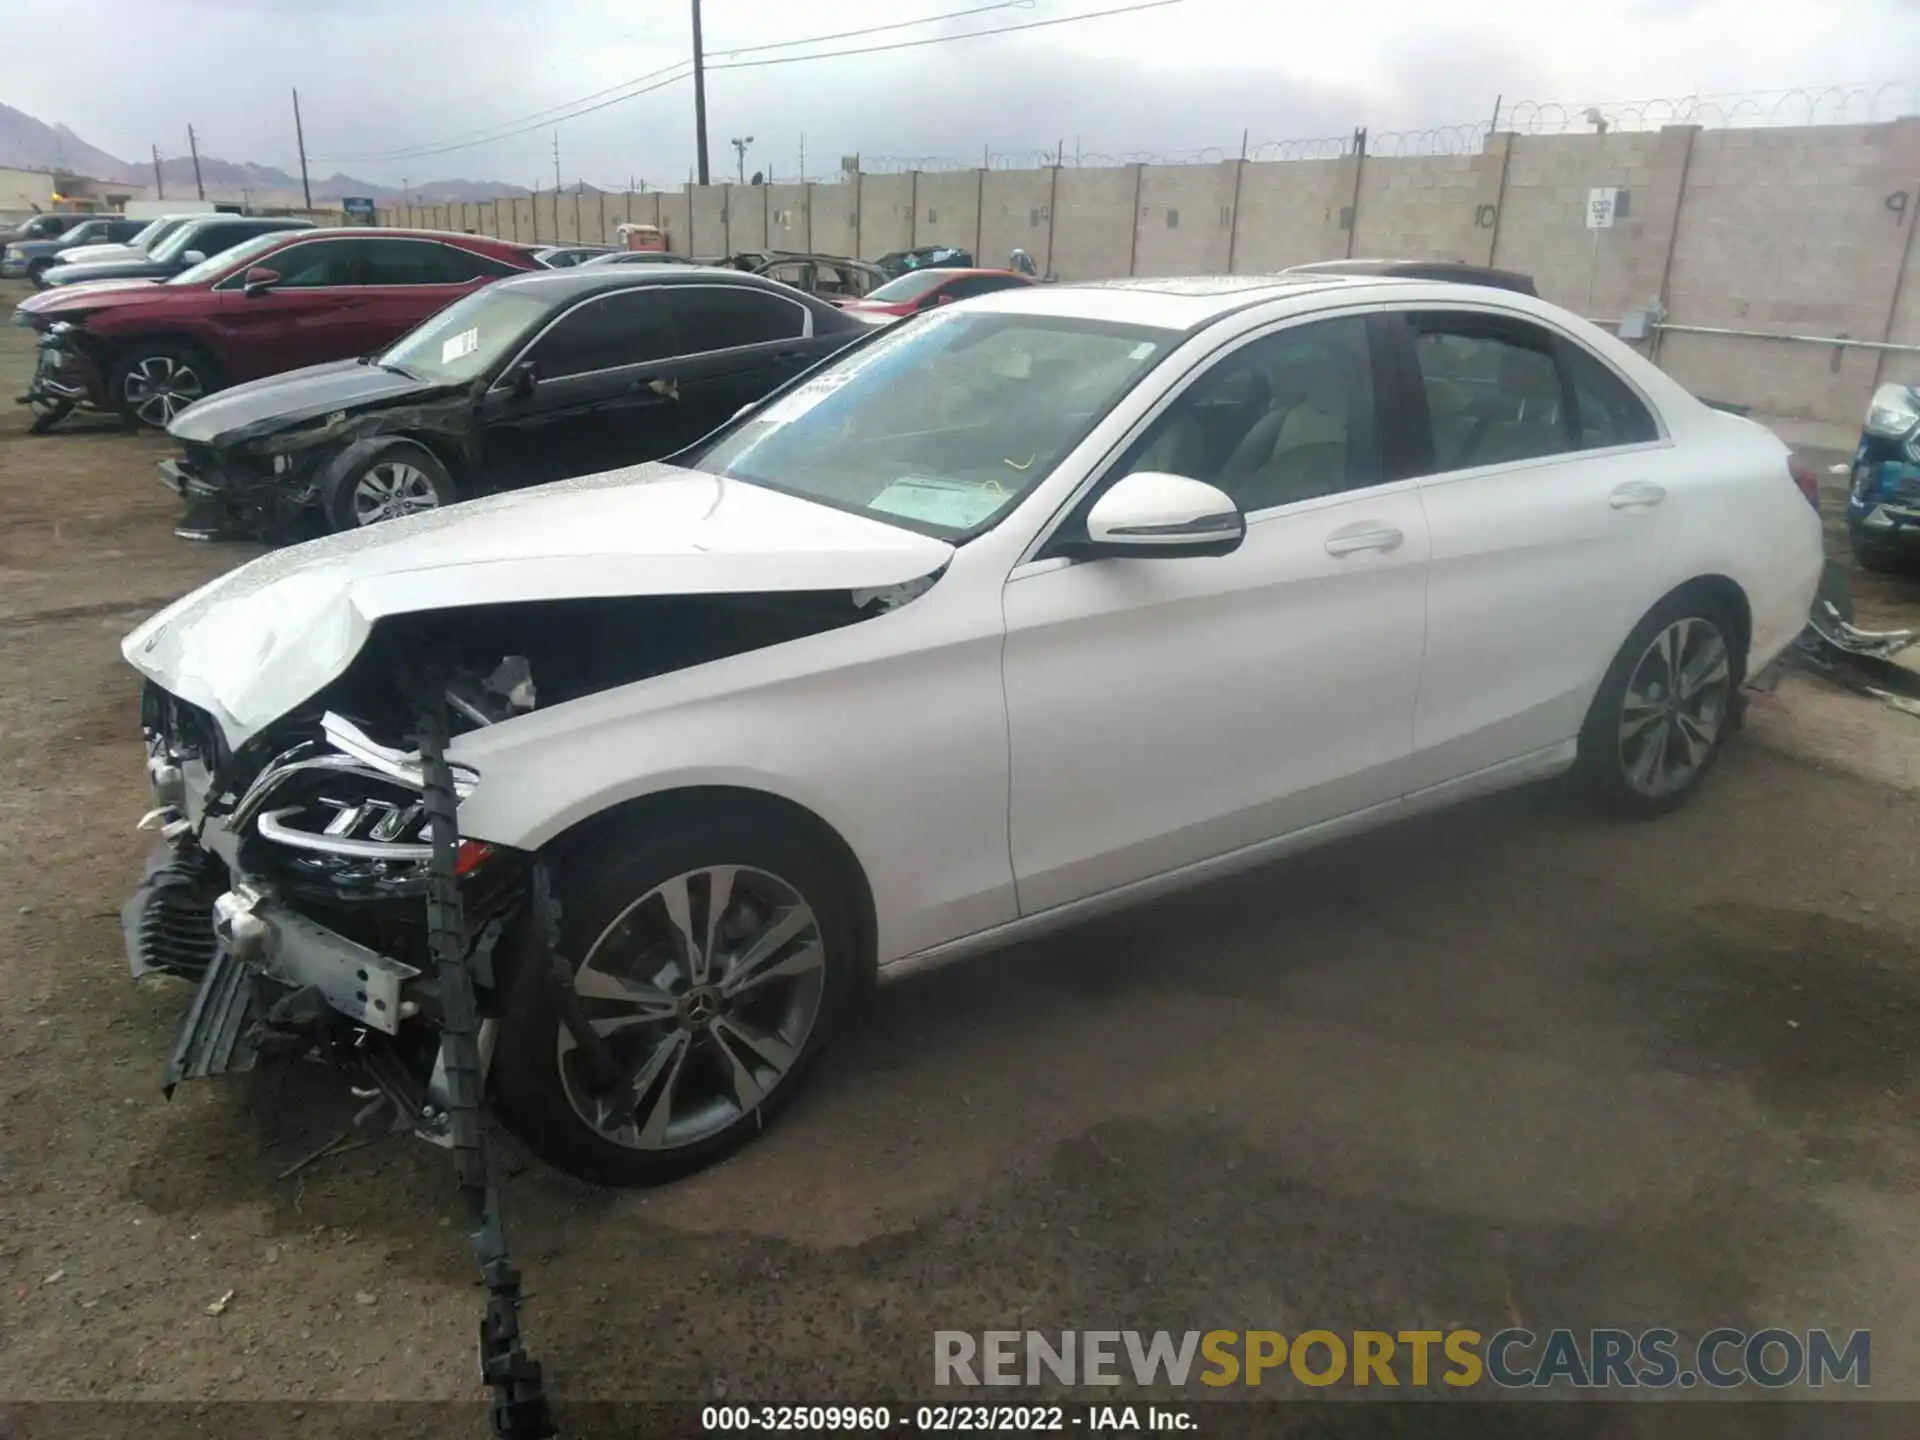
545 785 879 979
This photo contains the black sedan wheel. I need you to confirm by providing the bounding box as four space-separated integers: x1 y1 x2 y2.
321 443 459 532
26 258 55 288
110 343 221 429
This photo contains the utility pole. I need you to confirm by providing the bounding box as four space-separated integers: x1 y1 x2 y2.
151 144 165 200
187 125 205 200
799 133 806 183
292 88 313 210
552 132 561 193
731 135 753 185
690 0 710 185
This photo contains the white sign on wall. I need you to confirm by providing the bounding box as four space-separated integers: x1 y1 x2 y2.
1587 187 1619 229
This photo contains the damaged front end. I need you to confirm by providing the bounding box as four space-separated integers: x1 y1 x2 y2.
127 658 532 1114
130 654 555 1437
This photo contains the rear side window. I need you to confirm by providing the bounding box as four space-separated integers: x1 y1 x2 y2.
1409 319 1575 472
661 285 807 349
1561 342 1659 448
361 239 507 284
530 288 677 378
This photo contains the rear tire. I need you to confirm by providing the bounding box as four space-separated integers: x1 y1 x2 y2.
1576 589 1744 818
491 805 870 1186
109 342 222 429
320 442 458 532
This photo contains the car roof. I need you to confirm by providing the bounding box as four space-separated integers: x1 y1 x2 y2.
483 262 851 305
884 267 1029 283
1285 258 1539 295
956 272 1563 331
257 225 531 254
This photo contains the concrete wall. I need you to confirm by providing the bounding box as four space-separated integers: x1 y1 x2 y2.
1052 165 1140 281
363 121 1920 426
857 173 914 259
1133 161 1237 276
810 179 858 260
979 168 1055 274
1227 157 1357 272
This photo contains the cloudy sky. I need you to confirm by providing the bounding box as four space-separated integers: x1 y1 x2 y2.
5 0 1918 189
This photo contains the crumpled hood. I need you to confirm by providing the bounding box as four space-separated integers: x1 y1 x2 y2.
123 463 954 747
20 277 171 316
168 360 437 445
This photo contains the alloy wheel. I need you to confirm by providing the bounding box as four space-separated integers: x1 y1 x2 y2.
1616 615 1732 798
557 865 828 1151
349 461 440 526
122 355 205 426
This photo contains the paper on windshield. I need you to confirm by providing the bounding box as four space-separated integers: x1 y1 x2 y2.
869 477 1009 530
440 328 479 364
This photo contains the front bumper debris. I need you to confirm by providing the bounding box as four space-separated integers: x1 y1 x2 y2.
164 946 276 1093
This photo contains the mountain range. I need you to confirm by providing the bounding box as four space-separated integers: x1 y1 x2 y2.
0 101 524 204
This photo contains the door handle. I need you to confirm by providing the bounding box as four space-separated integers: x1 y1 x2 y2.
1324 523 1404 557
1608 480 1667 509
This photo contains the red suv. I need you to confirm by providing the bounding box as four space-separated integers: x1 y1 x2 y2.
17 228 543 429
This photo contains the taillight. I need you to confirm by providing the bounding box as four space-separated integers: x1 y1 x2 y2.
1788 455 1821 513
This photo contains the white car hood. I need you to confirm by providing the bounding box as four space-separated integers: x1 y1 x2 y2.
123 463 953 747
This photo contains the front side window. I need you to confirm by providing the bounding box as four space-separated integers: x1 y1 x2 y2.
689 311 1175 539
1113 316 1379 513
529 288 677 377
258 238 367 288
1412 319 1574 472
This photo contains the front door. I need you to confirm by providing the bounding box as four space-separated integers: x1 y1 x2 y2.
1388 309 1679 791
480 285 682 486
1001 313 1432 915
214 236 377 379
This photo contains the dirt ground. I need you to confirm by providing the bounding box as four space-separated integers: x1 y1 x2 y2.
2 279 1919 1428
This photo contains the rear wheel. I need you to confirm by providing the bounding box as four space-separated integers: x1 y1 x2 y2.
110 342 221 428
491 807 868 1186
1577 591 1742 817
320 442 458 531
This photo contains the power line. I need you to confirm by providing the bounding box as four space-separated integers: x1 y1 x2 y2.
711 0 1032 58
708 0 1182 73
313 1 1025 163
316 0 1177 165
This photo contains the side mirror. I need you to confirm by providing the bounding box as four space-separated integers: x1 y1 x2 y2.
507 359 538 397
179 250 206 267
241 266 282 297
1080 472 1246 559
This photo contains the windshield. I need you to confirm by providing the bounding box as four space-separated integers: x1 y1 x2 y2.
379 286 552 384
168 231 283 286
131 218 180 249
689 310 1175 539
862 271 952 304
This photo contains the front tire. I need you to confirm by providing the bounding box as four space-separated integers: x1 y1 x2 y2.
321 442 458 531
491 807 869 1186
26 258 54 288
1577 591 1742 817
110 342 222 428
1850 530 1907 574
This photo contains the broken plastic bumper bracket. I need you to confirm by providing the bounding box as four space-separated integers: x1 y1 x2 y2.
163 946 277 1096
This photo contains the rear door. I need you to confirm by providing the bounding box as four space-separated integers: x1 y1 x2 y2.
211 236 379 378
650 283 828 447
479 285 683 485
355 238 524 352
1387 308 1677 791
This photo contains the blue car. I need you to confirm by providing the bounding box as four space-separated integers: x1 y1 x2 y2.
1849 383 1920 571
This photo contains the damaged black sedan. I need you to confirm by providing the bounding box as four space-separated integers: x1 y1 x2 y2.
159 265 865 539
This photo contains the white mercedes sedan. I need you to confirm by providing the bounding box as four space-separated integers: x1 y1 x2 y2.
122 273 1823 1185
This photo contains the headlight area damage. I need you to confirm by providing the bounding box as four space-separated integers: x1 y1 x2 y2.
122 582 924 1440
